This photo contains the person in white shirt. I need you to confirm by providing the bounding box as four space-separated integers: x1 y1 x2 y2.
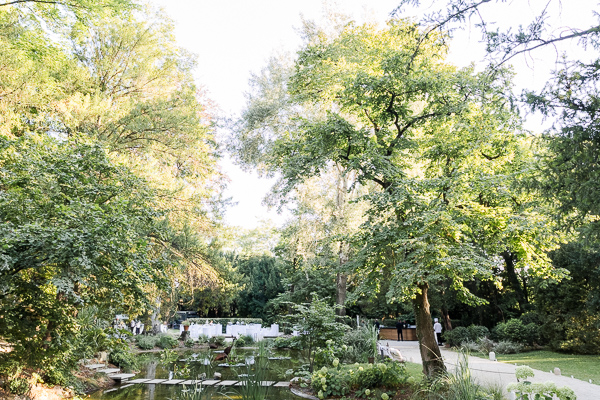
135 320 141 335
433 318 443 345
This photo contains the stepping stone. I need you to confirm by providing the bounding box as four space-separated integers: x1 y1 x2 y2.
217 380 238 386
103 388 118 393
179 380 196 385
85 364 106 369
120 384 133 389
201 380 220 386
163 380 185 385
274 381 289 387
145 379 167 384
261 381 275 386
128 379 151 384
108 373 136 381
98 368 121 374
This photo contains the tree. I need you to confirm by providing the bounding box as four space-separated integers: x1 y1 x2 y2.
0 135 169 376
231 17 565 376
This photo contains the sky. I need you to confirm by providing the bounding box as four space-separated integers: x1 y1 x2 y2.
148 0 598 229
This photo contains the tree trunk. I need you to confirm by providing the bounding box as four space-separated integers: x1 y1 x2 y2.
501 250 528 311
336 272 347 316
414 282 446 377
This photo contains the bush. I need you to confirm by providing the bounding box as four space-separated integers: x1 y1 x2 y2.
443 327 470 347
354 362 407 389
477 337 495 354
311 361 408 399
274 336 303 349
208 335 226 347
186 318 263 327
197 334 209 343
184 338 195 348
136 335 157 350
460 341 480 353
7 377 29 395
109 346 138 372
494 319 539 346
157 334 178 349
467 325 490 341
339 326 374 363
240 334 255 345
494 340 523 354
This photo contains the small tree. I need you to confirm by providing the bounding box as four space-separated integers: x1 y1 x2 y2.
286 295 349 371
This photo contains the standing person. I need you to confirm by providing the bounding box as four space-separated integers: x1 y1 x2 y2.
130 319 135 333
135 320 141 335
433 318 443 345
374 319 380 339
396 319 404 341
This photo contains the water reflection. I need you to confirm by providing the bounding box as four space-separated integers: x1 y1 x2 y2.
89 347 304 400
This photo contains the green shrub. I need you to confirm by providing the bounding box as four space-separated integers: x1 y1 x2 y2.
235 336 246 347
109 346 138 372
136 335 157 350
494 319 539 345
444 325 490 348
157 334 178 349
184 338 195 348
494 340 523 354
197 334 209 344
240 334 254 345
444 327 470 347
273 335 302 349
7 377 29 395
208 335 226 347
186 318 262 327
339 326 374 363
311 361 408 399
467 325 490 341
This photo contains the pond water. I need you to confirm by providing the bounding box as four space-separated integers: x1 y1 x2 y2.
89 347 307 400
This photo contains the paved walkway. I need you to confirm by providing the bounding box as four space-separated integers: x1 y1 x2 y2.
382 340 598 399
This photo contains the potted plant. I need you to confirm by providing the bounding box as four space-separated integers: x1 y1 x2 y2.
183 320 190 331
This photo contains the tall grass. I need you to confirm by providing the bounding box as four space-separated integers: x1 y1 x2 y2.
236 348 270 400
416 352 505 400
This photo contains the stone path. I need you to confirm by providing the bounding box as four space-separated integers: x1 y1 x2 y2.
384 340 598 399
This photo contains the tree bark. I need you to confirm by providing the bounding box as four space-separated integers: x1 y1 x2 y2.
414 282 446 377
501 250 528 311
336 272 348 316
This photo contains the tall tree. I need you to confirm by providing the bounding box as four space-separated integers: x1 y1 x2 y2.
232 18 564 376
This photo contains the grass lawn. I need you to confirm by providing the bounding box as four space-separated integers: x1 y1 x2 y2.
497 351 600 385
404 361 425 380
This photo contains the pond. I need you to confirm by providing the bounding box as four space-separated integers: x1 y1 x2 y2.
89 346 307 400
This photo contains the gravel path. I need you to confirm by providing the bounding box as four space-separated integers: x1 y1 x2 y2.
382 340 598 399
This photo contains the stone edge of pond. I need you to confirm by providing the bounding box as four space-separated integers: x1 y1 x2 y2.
290 387 319 400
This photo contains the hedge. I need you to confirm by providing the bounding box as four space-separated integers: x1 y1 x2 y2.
185 318 263 326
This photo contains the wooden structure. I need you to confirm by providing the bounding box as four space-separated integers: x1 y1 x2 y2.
379 327 417 341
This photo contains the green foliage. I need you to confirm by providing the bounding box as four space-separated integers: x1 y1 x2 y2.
493 319 539 346
233 255 285 322
185 338 195 348
186 318 262 326
136 336 157 350
157 334 178 349
338 326 375 363
7 377 30 395
108 345 138 373
493 341 523 355
273 335 303 350
311 361 408 399
0 135 168 375
208 335 226 347
444 325 490 347
285 295 349 370
416 352 500 400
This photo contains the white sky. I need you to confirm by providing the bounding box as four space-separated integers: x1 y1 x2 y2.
148 0 598 229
